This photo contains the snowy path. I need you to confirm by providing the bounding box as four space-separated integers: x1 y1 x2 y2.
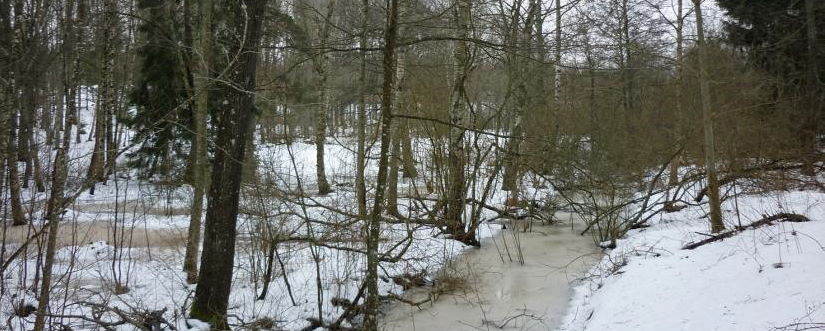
382 214 599 331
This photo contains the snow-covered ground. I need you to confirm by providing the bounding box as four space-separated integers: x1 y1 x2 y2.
2 87 523 330
561 188 825 331
1 136 510 330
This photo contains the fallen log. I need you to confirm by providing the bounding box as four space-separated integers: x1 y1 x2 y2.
682 213 811 250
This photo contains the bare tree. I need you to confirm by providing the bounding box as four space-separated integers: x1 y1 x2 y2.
33 1 78 328
693 0 724 233
364 0 399 327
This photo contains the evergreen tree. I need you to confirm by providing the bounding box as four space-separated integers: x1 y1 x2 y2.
717 0 822 77
718 0 824 162
127 0 192 179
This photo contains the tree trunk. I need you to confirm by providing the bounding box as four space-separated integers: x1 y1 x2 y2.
444 0 474 245
387 132 401 216
502 0 537 194
444 0 475 243
33 0 77 327
4 0 24 226
7 103 25 226
803 0 819 175
554 0 562 103
19 85 33 188
618 0 635 132
184 0 213 285
387 40 408 216
355 0 369 217
32 149 45 192
693 0 725 233
363 0 399 327
190 0 266 328
32 76 73 331
400 120 417 178
88 0 117 192
668 0 684 187
313 0 335 196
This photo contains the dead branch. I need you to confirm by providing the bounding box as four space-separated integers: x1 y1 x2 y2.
682 213 811 250
694 162 822 203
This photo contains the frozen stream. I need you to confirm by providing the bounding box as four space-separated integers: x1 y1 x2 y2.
382 213 600 330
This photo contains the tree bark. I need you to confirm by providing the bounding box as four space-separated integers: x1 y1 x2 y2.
33 1 77 328
313 0 336 196
554 0 562 103
387 35 408 217
190 0 266 328
693 0 725 233
387 132 401 216
444 0 474 244
6 108 25 226
184 0 213 285
668 0 684 187
363 0 399 327
502 0 538 194
87 0 118 193
803 0 819 174
355 0 369 217
400 120 417 178
4 0 24 226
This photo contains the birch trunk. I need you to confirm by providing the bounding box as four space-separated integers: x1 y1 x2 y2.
355 0 369 217
313 0 335 195
87 0 118 193
444 0 474 245
554 0 562 103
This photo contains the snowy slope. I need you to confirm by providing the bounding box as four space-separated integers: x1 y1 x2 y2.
561 189 825 331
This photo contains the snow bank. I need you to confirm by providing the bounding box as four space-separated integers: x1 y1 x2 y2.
561 190 825 331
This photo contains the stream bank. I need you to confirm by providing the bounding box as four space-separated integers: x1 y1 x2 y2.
382 213 599 330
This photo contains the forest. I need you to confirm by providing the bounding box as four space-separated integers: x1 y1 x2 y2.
0 0 824 330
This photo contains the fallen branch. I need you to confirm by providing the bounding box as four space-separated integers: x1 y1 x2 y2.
694 161 823 202
682 213 811 250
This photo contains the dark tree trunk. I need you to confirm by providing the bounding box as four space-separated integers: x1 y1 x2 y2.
803 0 819 174
190 0 266 328
184 0 213 285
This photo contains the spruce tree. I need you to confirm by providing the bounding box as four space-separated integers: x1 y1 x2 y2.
128 0 191 179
